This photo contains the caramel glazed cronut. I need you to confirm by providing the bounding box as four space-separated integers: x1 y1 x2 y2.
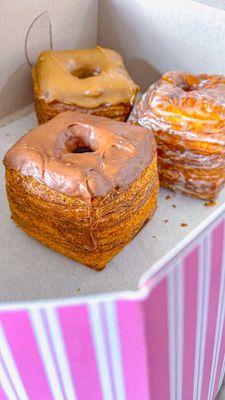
32 47 139 124
5 156 158 270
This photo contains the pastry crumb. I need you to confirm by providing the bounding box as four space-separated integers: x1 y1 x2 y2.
165 195 171 200
164 219 168 223
180 223 188 227
204 200 217 207
172 204 176 208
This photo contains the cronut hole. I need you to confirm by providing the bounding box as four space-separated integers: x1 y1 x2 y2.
180 79 199 92
73 146 93 154
67 138 94 154
71 66 101 79
180 84 195 92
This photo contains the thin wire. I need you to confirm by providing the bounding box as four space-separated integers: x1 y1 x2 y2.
24 10 53 68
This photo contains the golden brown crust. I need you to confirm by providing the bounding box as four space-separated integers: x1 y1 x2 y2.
129 71 225 200
5 155 158 270
156 136 225 199
34 97 132 124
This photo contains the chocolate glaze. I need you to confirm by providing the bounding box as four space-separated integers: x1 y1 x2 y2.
3 111 156 199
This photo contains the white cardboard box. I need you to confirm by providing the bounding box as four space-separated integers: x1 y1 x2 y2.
1 2 225 399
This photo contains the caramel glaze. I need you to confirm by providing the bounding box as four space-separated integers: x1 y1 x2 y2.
129 71 225 199
3 111 156 201
32 47 139 108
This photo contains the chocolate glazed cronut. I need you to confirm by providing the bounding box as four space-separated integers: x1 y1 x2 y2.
130 71 225 200
3 112 158 270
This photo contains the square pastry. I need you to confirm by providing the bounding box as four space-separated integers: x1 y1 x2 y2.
130 71 225 200
3 112 158 270
32 47 139 124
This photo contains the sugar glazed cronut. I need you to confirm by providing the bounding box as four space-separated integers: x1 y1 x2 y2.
32 47 139 124
130 71 225 200
3 111 158 270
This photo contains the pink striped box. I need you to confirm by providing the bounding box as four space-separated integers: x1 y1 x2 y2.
1 209 225 399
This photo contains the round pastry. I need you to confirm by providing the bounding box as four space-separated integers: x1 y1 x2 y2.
3 111 158 270
129 71 225 200
32 47 139 124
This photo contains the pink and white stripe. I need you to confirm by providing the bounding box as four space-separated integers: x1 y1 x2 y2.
1 217 225 399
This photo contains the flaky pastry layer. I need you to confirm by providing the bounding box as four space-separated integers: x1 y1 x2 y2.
5 156 158 270
35 97 132 124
